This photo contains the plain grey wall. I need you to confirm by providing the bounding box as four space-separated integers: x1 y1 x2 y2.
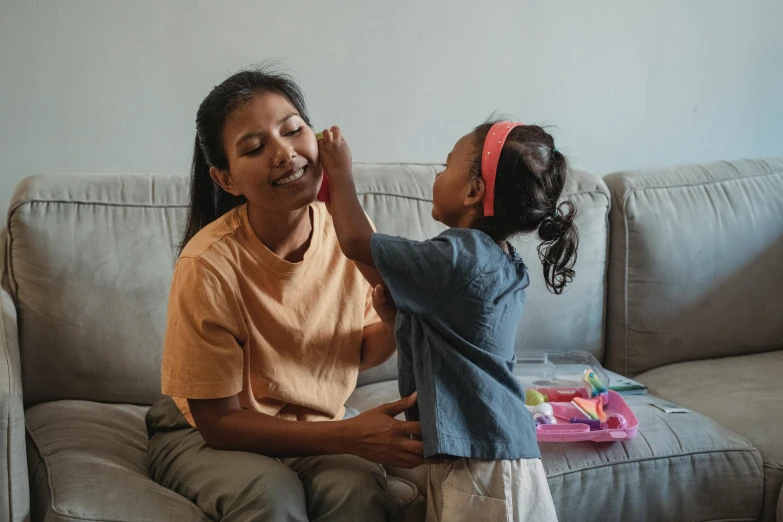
1 0 782 214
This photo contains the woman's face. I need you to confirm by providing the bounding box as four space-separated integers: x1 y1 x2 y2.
214 92 322 212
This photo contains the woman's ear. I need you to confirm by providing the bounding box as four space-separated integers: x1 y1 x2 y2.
209 166 241 196
464 176 485 207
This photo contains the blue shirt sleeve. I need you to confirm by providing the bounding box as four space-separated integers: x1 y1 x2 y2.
370 229 494 315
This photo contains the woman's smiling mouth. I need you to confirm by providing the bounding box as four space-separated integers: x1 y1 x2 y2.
273 166 307 187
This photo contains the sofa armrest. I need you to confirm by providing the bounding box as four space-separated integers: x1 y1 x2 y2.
0 227 30 521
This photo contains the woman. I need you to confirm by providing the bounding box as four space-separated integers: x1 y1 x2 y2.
145 67 427 522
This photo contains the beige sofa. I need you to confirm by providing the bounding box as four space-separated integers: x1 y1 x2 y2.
1 158 781 521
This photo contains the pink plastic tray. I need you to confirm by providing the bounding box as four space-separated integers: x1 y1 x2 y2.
535 390 639 442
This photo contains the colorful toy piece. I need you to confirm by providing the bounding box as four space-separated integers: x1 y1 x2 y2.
527 403 557 425
603 413 628 430
525 389 548 406
582 368 609 405
532 403 554 417
570 413 628 431
535 415 554 426
570 417 602 430
537 387 582 402
572 396 607 421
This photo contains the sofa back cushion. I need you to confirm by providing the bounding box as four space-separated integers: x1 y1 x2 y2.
7 165 609 406
604 158 783 376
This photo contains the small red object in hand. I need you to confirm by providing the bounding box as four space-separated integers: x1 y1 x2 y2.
317 172 331 203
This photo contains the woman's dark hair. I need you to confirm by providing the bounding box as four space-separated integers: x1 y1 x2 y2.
179 66 312 255
470 122 579 294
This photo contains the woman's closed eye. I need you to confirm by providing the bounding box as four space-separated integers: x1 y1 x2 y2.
244 144 264 156
242 127 301 156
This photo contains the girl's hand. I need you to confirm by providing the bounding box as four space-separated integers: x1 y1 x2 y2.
371 284 397 325
317 126 353 179
342 393 429 469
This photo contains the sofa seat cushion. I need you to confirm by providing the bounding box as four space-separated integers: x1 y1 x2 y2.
349 381 764 521
778 483 782 522
25 401 208 522
26 399 423 522
637 350 783 522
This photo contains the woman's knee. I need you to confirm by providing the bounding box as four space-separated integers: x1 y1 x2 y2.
236 464 305 504
225 466 308 520
303 456 395 519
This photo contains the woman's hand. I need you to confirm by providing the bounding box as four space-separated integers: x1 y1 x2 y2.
342 393 429 469
371 284 397 325
317 126 352 179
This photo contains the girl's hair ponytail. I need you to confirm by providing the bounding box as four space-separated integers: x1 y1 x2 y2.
471 122 579 294
537 199 578 295
178 66 311 257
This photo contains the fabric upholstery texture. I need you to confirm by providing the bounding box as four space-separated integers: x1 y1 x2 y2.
8 158 780 521
7 166 609 400
603 158 783 377
26 401 209 522
0 246 29 522
26 400 423 522
637 350 783 522
348 379 764 522
7 166 606 521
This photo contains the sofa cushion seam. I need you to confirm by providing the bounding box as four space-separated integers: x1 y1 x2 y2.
619 167 783 195
546 447 762 478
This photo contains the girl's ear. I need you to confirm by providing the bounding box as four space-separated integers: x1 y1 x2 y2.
464 175 485 207
209 166 241 196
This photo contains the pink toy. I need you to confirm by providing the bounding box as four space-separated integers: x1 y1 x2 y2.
604 414 628 430
569 414 628 431
536 391 638 442
535 387 582 402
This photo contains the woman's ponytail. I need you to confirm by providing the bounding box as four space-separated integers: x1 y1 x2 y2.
178 66 311 257
179 135 225 255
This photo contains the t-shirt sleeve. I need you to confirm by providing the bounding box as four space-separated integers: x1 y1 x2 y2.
370 230 483 315
161 257 247 399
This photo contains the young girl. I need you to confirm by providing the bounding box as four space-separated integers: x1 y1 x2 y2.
145 68 431 522
320 121 576 521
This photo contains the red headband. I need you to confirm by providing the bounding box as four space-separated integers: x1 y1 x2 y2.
481 121 524 216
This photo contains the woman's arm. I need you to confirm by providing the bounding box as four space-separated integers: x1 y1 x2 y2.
189 393 427 468
360 321 396 371
360 285 397 370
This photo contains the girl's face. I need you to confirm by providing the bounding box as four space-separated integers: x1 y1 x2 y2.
432 132 483 228
212 92 322 212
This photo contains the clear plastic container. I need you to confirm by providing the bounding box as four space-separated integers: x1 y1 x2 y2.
535 391 639 442
514 351 609 389
514 351 639 442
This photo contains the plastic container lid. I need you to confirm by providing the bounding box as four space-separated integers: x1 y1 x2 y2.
514 351 609 390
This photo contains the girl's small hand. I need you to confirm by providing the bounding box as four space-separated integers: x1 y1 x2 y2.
342 393 429 469
317 126 353 179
